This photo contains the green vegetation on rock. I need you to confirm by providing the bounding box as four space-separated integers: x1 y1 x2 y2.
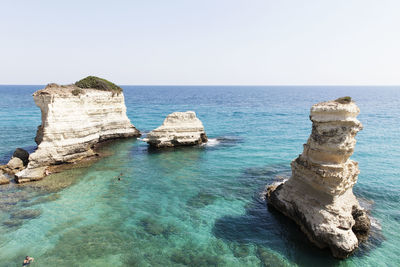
335 96 352 104
75 76 122 94
71 88 83 96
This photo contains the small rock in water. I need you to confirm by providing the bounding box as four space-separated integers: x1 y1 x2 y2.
12 148 30 166
143 111 208 148
7 157 24 170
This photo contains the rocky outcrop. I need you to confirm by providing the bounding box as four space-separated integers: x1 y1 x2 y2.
143 111 207 148
266 97 370 259
0 148 29 178
13 148 29 166
15 81 140 182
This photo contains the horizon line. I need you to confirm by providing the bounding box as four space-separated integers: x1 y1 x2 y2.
0 84 399 87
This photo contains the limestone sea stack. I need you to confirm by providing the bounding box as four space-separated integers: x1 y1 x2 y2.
143 111 207 148
15 76 140 183
266 97 370 259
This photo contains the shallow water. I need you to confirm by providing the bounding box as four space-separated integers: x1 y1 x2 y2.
0 86 399 266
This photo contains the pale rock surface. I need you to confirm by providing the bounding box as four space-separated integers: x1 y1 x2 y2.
0 172 10 185
15 167 47 183
266 97 370 259
143 111 207 148
7 158 24 171
15 84 140 182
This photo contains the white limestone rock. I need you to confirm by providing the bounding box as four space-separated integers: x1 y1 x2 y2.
16 83 140 182
15 167 47 183
143 111 208 148
266 97 370 259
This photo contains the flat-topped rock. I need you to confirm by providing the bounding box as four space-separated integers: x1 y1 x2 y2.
15 167 47 183
143 111 208 148
266 97 370 259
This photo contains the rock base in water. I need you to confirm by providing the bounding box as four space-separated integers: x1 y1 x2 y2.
12 78 140 183
143 111 208 148
266 97 370 258
0 148 29 180
15 167 47 183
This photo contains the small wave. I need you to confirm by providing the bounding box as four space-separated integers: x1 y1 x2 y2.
370 216 382 231
205 138 220 147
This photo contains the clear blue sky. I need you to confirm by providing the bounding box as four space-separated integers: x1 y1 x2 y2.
1 0 399 85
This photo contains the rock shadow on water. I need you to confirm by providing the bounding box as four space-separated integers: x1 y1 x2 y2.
232 163 291 200
212 194 339 266
213 164 385 266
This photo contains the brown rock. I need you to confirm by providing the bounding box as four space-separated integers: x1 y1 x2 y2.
0 172 10 185
7 157 24 170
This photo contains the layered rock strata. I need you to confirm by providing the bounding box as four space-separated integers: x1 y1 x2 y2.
15 83 140 182
266 97 370 258
143 111 207 148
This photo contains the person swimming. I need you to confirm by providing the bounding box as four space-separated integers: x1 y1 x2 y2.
22 256 34 266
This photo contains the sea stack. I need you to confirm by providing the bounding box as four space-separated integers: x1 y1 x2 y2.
266 97 370 258
143 111 207 148
15 76 140 183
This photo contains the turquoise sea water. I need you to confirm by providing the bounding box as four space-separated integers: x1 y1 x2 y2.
0 86 399 266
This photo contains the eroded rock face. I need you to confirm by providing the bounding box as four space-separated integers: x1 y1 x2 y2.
143 111 207 148
15 83 140 182
266 97 370 259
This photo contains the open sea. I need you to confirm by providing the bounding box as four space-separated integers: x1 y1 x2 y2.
0 85 399 267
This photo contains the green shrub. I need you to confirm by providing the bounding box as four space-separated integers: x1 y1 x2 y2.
74 76 122 94
335 96 352 104
71 88 83 96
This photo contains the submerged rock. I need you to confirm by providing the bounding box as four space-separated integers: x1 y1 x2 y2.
143 111 208 148
10 209 41 220
15 77 140 183
187 191 217 208
266 97 370 259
